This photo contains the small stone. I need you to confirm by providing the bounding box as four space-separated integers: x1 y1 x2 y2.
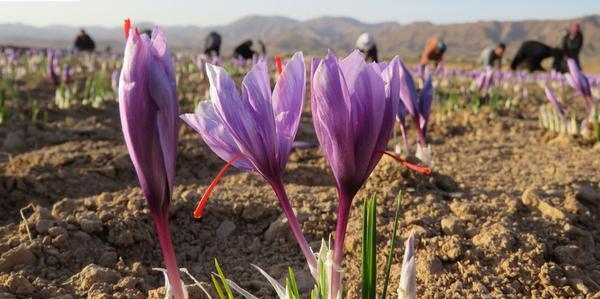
433 173 459 192
48 226 67 238
553 245 594 267
574 184 600 202
417 252 444 279
52 198 77 219
52 234 69 248
242 204 267 222
97 250 117 267
0 245 36 271
439 236 462 261
71 264 121 291
36 219 55 234
521 188 566 221
216 220 236 239
115 276 142 290
440 216 465 236
96 193 113 205
571 279 590 294
265 215 290 242
472 223 515 254
5 274 34 295
79 212 103 233
2 131 25 150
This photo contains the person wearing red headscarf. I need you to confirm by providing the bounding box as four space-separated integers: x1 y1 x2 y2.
562 21 583 68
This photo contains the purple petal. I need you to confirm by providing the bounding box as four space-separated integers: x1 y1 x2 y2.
180 101 253 171
119 31 177 213
272 52 306 170
312 52 356 191
418 75 434 131
544 86 568 123
339 49 366 94
350 61 387 177
398 61 419 119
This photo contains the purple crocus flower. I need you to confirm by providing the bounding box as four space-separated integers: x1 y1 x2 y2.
311 50 398 296
395 60 435 165
180 52 318 274
544 86 568 125
118 21 185 299
419 75 434 138
565 58 599 119
475 66 495 96
46 50 60 86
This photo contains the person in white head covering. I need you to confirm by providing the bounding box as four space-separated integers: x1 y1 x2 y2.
356 32 378 62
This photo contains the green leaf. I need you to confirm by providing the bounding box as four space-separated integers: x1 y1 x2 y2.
288 267 301 299
381 191 403 299
214 259 235 299
362 195 377 299
211 274 226 299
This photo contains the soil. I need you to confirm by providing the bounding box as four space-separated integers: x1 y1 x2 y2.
0 74 599 299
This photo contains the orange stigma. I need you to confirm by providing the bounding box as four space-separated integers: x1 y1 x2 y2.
381 151 431 175
194 153 245 218
135 27 141 36
274 56 283 75
124 19 131 39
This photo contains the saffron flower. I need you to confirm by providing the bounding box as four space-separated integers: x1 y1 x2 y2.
46 50 60 86
180 52 318 274
544 86 568 125
565 58 599 119
396 60 434 166
475 66 495 97
311 50 429 297
118 20 185 299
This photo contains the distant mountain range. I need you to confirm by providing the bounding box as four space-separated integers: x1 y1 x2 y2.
1 15 599 63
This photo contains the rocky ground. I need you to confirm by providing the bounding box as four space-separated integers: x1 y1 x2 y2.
0 76 599 298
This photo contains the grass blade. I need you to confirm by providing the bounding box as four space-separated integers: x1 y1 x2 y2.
214 259 235 299
361 195 377 299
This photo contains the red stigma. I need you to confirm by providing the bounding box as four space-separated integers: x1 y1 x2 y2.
193 153 245 218
274 56 283 75
381 151 431 175
135 27 141 36
124 19 131 40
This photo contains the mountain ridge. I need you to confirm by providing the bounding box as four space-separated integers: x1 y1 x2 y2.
1 15 598 62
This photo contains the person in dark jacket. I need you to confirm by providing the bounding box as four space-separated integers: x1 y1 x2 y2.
204 31 222 57
510 40 564 72
562 21 583 67
233 40 255 60
74 29 95 52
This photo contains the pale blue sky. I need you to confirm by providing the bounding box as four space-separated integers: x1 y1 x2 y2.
0 0 598 27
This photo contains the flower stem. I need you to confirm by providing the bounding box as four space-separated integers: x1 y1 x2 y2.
269 179 318 275
400 123 410 155
153 212 186 299
331 191 351 299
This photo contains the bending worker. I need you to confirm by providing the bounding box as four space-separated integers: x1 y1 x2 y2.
420 36 446 67
478 43 506 69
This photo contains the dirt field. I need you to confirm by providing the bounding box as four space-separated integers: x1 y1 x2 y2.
0 73 599 298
